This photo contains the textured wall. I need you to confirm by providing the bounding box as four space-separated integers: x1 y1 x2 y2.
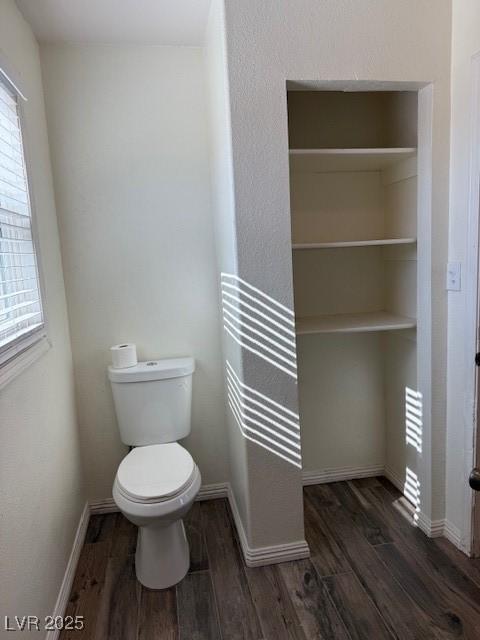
0 0 85 627
205 1 249 528
446 0 480 550
41 44 229 500
222 0 451 544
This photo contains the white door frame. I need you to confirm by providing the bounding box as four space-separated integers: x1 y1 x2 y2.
461 51 480 556
416 84 434 532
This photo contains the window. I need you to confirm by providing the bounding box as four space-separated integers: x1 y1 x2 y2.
0 75 44 367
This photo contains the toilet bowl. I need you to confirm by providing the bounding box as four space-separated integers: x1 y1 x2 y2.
112 442 201 589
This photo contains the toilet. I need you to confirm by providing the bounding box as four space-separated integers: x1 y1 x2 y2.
108 357 201 589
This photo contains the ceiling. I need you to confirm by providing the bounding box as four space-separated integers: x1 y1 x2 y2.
15 0 212 45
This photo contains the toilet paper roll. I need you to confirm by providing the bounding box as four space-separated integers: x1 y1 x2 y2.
110 343 137 369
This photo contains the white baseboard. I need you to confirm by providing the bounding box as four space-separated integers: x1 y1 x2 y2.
382 467 443 539
197 482 229 500
89 497 118 514
227 486 310 567
415 511 444 538
443 520 463 548
45 502 90 640
383 465 405 493
89 482 230 515
384 467 462 544
302 464 385 486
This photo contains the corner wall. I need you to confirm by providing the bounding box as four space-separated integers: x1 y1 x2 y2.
205 1 250 529
206 0 307 555
221 0 451 535
0 0 85 625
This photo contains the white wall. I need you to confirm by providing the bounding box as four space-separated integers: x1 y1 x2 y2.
298 333 386 473
204 2 250 530
206 0 307 554
0 0 85 628
222 0 451 534
40 44 228 500
446 0 480 550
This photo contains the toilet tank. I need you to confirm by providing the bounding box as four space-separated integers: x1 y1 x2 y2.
108 357 195 446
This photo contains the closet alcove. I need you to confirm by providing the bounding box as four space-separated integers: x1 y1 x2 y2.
288 90 422 501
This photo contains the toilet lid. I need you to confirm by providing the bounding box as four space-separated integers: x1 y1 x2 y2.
116 443 195 502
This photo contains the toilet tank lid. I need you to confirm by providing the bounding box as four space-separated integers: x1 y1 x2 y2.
108 357 195 383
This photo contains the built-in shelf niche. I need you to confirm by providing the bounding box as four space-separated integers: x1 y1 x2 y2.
289 146 418 247
288 88 420 493
292 243 417 334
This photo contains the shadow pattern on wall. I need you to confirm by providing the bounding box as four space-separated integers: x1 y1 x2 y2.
220 272 300 466
404 387 423 521
220 272 297 379
226 360 301 467
405 386 423 454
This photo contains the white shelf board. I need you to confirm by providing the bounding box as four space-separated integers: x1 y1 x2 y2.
295 311 416 335
289 147 417 173
292 238 416 250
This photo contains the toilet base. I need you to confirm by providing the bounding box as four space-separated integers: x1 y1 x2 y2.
135 519 190 589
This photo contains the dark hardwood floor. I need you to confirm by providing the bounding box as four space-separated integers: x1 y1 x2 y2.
61 478 480 639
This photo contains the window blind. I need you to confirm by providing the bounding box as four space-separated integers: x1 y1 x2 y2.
0 78 43 365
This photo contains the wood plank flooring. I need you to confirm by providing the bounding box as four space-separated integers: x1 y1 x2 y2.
61 478 480 639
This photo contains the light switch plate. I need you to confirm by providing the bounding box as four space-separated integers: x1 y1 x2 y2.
447 261 461 291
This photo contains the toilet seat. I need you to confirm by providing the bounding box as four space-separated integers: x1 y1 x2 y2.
116 443 196 504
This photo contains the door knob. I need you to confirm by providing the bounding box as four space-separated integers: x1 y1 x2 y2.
469 468 480 491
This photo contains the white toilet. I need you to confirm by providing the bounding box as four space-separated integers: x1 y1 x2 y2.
108 357 201 589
